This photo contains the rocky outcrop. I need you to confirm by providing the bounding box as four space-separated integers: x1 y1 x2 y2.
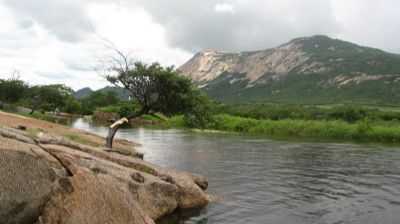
0 125 209 224
179 38 325 85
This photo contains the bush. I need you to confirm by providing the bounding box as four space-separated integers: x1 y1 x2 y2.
327 106 368 123
183 92 215 129
63 97 81 114
118 103 136 118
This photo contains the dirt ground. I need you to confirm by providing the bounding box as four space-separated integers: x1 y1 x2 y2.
0 111 139 151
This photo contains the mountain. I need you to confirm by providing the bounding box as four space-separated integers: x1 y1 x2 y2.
179 35 400 105
74 86 130 101
73 87 93 99
99 86 130 101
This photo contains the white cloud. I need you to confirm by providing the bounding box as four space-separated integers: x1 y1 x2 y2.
4 0 94 43
214 3 235 13
331 0 400 52
0 1 191 90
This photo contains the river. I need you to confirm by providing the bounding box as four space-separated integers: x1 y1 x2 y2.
72 118 400 224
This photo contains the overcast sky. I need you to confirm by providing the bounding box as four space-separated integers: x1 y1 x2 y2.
0 0 399 90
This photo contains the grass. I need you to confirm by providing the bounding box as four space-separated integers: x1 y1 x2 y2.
63 133 101 147
169 114 400 144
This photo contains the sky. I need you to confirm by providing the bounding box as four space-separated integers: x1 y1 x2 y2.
0 0 399 90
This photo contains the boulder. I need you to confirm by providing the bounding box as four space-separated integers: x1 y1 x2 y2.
40 144 181 220
0 137 66 224
0 126 209 224
37 170 155 224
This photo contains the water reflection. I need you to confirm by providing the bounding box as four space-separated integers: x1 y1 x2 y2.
72 118 400 224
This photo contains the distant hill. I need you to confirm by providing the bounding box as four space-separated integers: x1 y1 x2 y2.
73 87 93 99
179 35 400 105
74 86 130 101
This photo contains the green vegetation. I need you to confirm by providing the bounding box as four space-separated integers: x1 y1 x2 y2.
215 104 400 123
168 114 400 144
96 102 137 118
99 52 215 147
105 61 213 126
106 62 208 118
80 90 121 115
25 84 75 114
166 103 400 144
0 76 28 103
0 76 82 115
0 75 126 117
204 72 400 105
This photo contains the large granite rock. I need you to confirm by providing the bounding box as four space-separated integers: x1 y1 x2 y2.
0 135 66 224
0 126 209 224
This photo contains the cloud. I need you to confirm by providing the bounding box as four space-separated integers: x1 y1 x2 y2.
214 3 235 14
3 0 94 42
331 0 400 53
0 2 191 90
124 0 340 52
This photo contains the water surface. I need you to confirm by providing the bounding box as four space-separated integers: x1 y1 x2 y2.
72 118 400 224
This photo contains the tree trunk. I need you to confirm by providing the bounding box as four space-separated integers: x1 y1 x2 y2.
105 117 129 148
105 107 149 149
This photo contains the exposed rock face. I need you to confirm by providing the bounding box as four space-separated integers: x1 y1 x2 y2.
178 35 400 104
0 124 209 224
179 38 325 84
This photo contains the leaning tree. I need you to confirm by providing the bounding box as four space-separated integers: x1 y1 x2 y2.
103 51 197 148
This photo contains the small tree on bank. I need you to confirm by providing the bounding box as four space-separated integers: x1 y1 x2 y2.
105 62 199 148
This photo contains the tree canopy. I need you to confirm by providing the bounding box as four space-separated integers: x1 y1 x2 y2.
0 76 28 103
80 90 120 115
107 62 197 117
104 60 214 147
27 84 74 114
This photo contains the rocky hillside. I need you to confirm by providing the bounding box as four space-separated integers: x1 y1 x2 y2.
179 35 400 105
73 87 93 99
0 111 209 224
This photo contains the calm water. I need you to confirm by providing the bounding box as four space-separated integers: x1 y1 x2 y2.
72 118 400 224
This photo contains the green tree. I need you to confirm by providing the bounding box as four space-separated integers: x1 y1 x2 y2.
28 84 74 114
105 61 208 148
80 91 120 115
63 97 82 114
183 90 215 128
0 75 28 104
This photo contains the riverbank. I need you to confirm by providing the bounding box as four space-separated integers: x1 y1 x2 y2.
168 114 400 144
15 105 400 145
0 111 209 224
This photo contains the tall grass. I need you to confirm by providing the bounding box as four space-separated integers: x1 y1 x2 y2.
170 114 400 143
